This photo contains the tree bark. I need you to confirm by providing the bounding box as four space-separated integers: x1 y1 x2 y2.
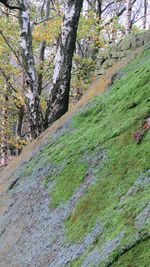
17 0 44 139
126 0 132 34
97 0 102 19
45 0 84 127
38 0 51 95
143 0 147 29
0 92 8 166
16 106 24 155
16 107 24 138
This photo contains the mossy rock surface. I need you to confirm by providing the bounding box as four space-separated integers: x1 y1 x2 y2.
96 30 150 75
0 43 150 266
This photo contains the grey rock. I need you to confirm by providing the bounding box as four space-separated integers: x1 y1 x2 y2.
135 203 150 229
135 34 145 48
0 148 104 267
120 170 150 203
144 30 150 44
118 39 131 51
81 231 124 267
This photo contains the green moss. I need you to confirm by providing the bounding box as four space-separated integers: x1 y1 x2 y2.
65 255 85 267
49 158 87 208
111 238 150 267
65 46 150 243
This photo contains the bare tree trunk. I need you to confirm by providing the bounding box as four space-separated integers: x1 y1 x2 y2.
1 93 8 166
38 0 51 95
97 0 102 19
143 0 147 29
17 0 44 139
126 0 132 34
45 0 84 127
16 106 24 156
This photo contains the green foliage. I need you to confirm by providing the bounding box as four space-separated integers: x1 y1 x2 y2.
0 16 20 72
33 16 62 45
0 15 25 152
77 12 100 41
72 54 96 90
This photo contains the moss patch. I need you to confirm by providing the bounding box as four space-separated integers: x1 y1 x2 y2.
111 238 150 267
49 158 87 208
65 47 150 245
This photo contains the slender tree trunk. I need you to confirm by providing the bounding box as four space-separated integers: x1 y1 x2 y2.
45 0 84 127
97 0 102 19
38 0 50 95
143 0 147 29
17 0 44 139
16 106 24 155
126 0 132 34
1 93 8 166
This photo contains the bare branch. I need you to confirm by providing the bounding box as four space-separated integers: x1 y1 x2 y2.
0 0 22 10
102 2 115 13
0 67 18 93
105 0 137 26
0 30 22 67
34 15 58 25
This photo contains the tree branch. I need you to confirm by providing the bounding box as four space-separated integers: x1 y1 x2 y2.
0 67 17 93
34 15 58 25
105 0 137 26
0 0 22 10
0 30 34 82
0 30 22 67
102 1 115 13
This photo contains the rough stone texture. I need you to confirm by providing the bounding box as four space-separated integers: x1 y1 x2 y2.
144 31 150 44
1 146 148 266
96 30 150 76
95 68 105 76
0 177 101 267
81 231 124 267
118 39 132 51
0 126 106 267
135 204 150 229
120 170 150 202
